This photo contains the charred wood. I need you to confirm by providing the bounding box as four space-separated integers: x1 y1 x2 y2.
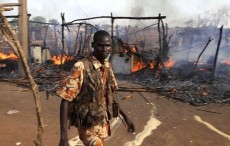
212 25 223 80
193 37 213 74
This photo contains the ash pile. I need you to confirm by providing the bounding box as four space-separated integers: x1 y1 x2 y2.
128 60 230 106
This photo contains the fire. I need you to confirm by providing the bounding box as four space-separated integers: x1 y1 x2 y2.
0 51 18 60
221 59 230 65
131 47 137 53
132 60 156 72
131 59 176 72
199 68 208 71
124 47 137 53
163 59 175 68
132 61 146 72
149 62 155 69
51 54 73 65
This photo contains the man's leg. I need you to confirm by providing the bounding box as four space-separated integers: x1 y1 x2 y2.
78 124 108 146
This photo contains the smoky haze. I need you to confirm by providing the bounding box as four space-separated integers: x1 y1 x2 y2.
127 0 230 27
2 0 230 26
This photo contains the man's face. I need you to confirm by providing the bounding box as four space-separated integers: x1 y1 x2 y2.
93 35 112 61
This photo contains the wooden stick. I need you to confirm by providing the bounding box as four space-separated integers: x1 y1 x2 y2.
0 3 21 7
212 25 223 79
0 7 13 11
193 37 213 74
66 15 166 24
116 87 162 92
0 12 45 146
73 24 82 56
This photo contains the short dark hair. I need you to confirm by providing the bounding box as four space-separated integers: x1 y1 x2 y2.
93 30 111 42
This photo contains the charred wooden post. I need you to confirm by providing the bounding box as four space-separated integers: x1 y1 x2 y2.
43 24 49 47
82 23 89 54
212 25 223 80
155 13 163 71
67 22 98 56
78 32 83 55
86 32 93 53
54 25 58 51
109 13 115 62
193 37 213 74
73 24 82 56
161 21 172 62
61 13 65 66
116 25 119 38
185 29 195 62
157 13 162 58
125 26 129 43
63 14 166 63
111 13 114 42
0 12 45 146
66 15 166 24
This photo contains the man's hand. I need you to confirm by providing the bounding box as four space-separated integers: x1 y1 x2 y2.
59 138 69 146
127 121 135 135
119 108 136 135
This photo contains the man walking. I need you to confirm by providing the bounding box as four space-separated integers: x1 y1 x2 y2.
57 30 135 146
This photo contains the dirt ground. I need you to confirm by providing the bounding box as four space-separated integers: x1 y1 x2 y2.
0 79 230 146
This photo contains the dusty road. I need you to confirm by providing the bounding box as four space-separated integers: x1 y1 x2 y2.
0 79 229 146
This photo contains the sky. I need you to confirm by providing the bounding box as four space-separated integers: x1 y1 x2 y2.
1 0 230 27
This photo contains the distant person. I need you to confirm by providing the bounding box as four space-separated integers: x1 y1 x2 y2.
56 30 135 146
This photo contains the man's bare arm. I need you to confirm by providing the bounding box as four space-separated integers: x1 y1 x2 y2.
59 99 69 146
119 107 135 135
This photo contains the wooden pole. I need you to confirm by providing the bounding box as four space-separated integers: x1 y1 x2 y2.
66 15 166 24
73 24 81 56
212 25 223 79
0 12 44 146
109 12 114 62
82 23 87 54
0 7 14 11
0 3 21 7
60 13 65 66
18 0 29 77
78 32 83 55
193 37 213 74
157 13 162 59
111 12 114 45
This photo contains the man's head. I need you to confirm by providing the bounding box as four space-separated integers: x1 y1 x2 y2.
92 30 112 63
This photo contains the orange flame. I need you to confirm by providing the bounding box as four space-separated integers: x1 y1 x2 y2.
0 51 18 60
132 60 156 72
132 61 146 72
124 47 137 53
199 68 208 71
163 59 175 68
221 59 230 65
131 47 137 53
149 62 155 69
51 55 73 65
131 59 176 72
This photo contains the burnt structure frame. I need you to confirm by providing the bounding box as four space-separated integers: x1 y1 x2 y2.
60 13 166 58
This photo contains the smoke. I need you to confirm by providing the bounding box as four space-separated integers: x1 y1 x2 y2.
127 0 230 27
125 0 192 26
2 0 230 27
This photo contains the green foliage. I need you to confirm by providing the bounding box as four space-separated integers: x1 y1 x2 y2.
32 16 46 23
48 19 60 25
30 16 47 27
